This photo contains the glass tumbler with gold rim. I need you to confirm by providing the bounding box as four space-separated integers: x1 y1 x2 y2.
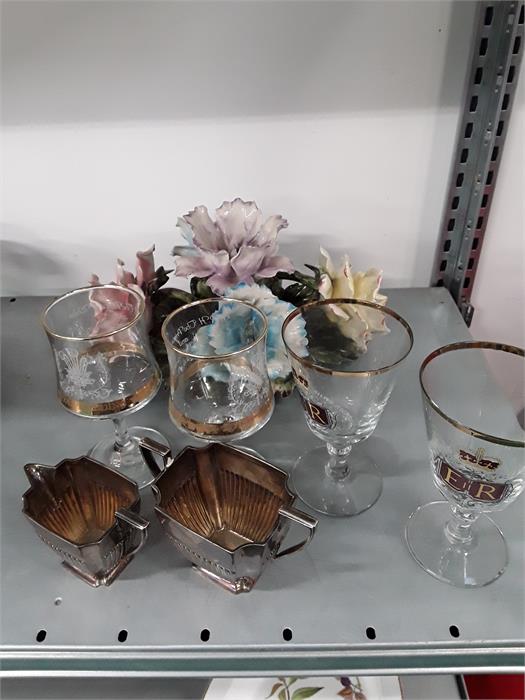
162 298 274 443
42 285 168 488
405 341 525 587
282 299 413 517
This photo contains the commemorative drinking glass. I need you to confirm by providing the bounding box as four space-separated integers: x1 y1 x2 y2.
42 284 167 488
405 341 525 587
162 298 274 442
282 299 413 517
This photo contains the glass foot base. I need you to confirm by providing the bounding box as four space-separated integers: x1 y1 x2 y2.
405 500 508 588
291 445 382 517
89 426 170 489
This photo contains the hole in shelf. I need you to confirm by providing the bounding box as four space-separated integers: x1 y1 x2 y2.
54 597 62 606
469 96 478 113
463 277 471 289
479 37 488 56
481 193 489 208
366 627 376 640
507 65 515 83
451 196 459 210
9 298 16 302
472 237 480 250
440 260 447 272
474 67 483 85
464 122 473 138
443 239 451 253
491 146 499 162
486 170 494 185
496 120 504 137
118 629 128 643
520 4 524 24
449 625 460 638
447 218 455 232
513 36 521 54
456 173 464 188
200 628 210 642
502 93 510 110
460 147 468 164
477 216 484 229
484 6 493 25
436 279 444 287
36 630 47 643
282 628 293 642
468 257 475 270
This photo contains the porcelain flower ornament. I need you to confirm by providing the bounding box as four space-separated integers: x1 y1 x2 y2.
89 246 158 334
173 198 294 293
318 247 388 351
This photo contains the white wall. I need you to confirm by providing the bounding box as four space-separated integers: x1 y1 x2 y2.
1 0 476 295
470 70 524 415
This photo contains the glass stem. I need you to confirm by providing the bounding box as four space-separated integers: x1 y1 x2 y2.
113 417 132 450
325 443 352 481
444 505 479 546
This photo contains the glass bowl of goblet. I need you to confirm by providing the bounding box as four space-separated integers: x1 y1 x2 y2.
405 341 525 587
162 298 274 443
42 284 168 488
282 298 413 517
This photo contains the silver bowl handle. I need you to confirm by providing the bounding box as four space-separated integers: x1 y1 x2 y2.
274 506 317 559
139 438 173 478
115 509 149 557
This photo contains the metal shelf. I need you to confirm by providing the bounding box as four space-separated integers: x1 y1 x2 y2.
1 289 523 677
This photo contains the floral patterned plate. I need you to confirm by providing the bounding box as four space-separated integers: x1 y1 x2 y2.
204 675 402 700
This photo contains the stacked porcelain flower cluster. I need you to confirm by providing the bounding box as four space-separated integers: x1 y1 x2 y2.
91 198 388 396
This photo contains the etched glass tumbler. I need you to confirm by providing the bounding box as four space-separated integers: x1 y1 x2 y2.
162 298 274 442
282 299 413 517
405 342 525 587
42 285 167 488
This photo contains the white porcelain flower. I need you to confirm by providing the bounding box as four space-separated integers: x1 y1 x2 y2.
318 247 388 351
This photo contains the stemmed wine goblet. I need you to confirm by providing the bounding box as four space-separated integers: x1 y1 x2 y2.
282 298 413 516
162 298 274 443
405 341 525 587
42 284 168 488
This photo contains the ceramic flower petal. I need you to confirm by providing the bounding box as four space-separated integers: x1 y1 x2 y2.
254 214 288 247
230 246 266 283
183 205 224 251
136 245 156 288
215 198 263 251
222 283 307 381
174 249 230 279
116 259 137 287
319 247 336 278
176 217 196 246
256 253 294 278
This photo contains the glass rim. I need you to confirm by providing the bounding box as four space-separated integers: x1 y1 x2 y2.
281 298 414 377
41 284 146 342
420 341 525 448
161 296 268 359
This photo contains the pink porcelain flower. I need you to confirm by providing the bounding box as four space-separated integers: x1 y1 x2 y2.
89 245 156 335
172 198 294 293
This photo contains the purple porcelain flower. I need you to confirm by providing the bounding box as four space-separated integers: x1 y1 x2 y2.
172 198 294 293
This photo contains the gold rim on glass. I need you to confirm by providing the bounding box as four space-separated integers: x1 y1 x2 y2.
161 297 268 360
420 341 525 448
282 298 414 377
41 284 146 342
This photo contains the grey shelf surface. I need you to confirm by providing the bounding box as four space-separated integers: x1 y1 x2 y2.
1 288 524 677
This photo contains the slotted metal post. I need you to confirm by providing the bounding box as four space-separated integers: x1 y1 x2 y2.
432 1 524 325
